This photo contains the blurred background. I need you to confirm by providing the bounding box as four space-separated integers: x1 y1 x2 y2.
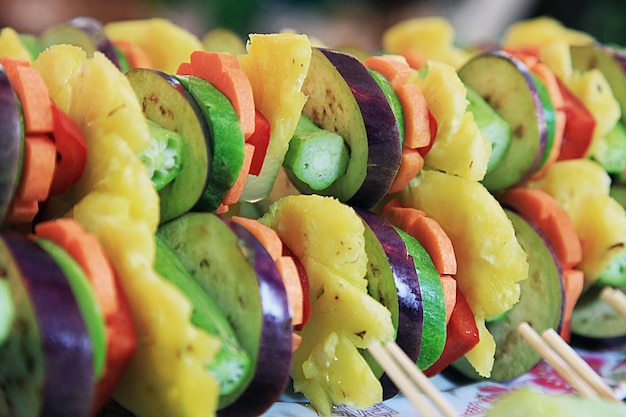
1 0 624 50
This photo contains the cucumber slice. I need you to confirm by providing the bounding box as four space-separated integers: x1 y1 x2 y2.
368 68 405 144
174 75 245 212
395 227 446 371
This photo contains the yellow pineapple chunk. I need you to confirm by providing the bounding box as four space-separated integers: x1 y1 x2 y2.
34 45 152 209
410 61 491 181
33 44 221 417
528 159 626 285
567 69 621 143
0 27 32 60
502 16 595 49
539 41 574 82
261 194 394 415
398 169 528 377
105 18 203 73
31 44 85 112
239 33 311 202
382 16 470 69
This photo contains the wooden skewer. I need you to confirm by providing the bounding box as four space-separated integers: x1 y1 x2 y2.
541 328 619 402
517 322 619 402
600 286 626 321
368 341 459 417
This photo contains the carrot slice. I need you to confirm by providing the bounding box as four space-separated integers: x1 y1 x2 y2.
387 146 424 194
3 195 38 224
112 39 152 69
383 204 457 276
175 61 193 75
365 55 431 149
218 142 254 211
35 219 118 315
499 188 582 269
400 49 428 70
364 55 413 88
382 204 425 234
292 333 303 352
16 134 56 202
184 50 255 140
275 255 305 328
408 213 457 276
529 61 565 178
34 218 137 412
231 215 283 261
397 83 431 149
440 274 457 325
0 58 53 134
231 216 306 339
560 269 584 342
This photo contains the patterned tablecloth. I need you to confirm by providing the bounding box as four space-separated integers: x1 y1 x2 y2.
261 340 626 417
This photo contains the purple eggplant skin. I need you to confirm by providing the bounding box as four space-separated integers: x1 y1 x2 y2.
218 218 293 417
40 16 121 69
65 16 121 69
302 48 402 210
0 67 22 223
1 231 94 417
354 208 424 398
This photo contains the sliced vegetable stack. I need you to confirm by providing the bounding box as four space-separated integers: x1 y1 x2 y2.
0 12 625 417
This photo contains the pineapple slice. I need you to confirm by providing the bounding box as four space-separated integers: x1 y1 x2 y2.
410 61 491 181
398 169 528 377
238 33 312 203
502 16 595 49
0 27 32 60
539 41 574 82
34 45 152 208
31 44 85 112
104 18 203 74
528 159 626 285
33 45 221 417
382 16 470 69
567 69 621 143
260 194 394 415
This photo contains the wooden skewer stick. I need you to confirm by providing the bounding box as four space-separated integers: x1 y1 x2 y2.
368 341 459 417
600 286 626 321
518 322 598 398
518 322 618 401
541 328 619 402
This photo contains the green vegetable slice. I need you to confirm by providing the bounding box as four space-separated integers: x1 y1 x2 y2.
139 119 184 191
284 114 350 190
